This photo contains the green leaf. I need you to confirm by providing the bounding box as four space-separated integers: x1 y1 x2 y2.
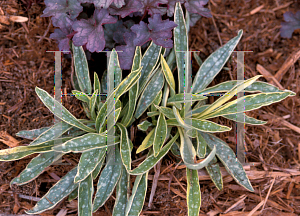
35 87 96 133
167 93 207 104
138 42 162 96
74 148 106 183
190 118 232 133
52 133 119 153
174 2 188 94
136 128 155 153
125 172 148 216
153 113 167 156
113 166 129 216
170 142 181 158
137 120 153 131
94 72 101 108
205 91 292 119
160 54 176 96
193 52 203 67
78 174 93 216
72 90 90 104
196 132 206 158
68 187 78 201
0 137 71 161
92 155 106 179
108 48 122 88
116 123 132 171
10 151 63 186
172 106 191 130
130 132 179 175
195 75 262 119
222 113 267 125
89 89 98 120
186 168 201 216
135 70 164 119
147 111 159 118
206 163 223 191
16 127 51 140
93 146 122 212
101 69 107 101
154 105 175 119
200 132 254 191
191 30 243 93
72 43 92 94
26 166 79 214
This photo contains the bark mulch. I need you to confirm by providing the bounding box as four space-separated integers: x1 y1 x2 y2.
0 0 299 215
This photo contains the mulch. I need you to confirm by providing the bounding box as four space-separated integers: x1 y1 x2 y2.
0 0 299 215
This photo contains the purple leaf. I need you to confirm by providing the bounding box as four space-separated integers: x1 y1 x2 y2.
115 32 136 70
131 21 151 46
184 0 212 18
166 0 184 17
79 0 124 8
104 20 124 48
280 11 300 38
189 13 202 27
41 0 83 20
139 0 168 16
72 9 117 52
108 0 143 18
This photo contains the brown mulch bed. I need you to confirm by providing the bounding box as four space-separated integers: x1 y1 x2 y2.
0 0 299 215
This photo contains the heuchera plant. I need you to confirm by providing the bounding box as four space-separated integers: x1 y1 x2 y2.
42 0 211 69
280 10 300 38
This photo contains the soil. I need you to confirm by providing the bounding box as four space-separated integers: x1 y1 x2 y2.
0 0 300 215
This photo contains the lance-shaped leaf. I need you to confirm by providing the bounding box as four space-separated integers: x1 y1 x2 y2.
72 90 90 104
191 30 243 93
190 118 231 133
113 165 129 216
167 93 207 104
205 162 223 191
153 113 167 156
130 132 179 175
137 120 153 131
72 43 92 94
193 52 203 67
178 128 216 170
195 75 262 119
200 132 254 191
125 172 148 216
94 72 101 107
135 69 164 119
26 167 79 214
35 87 96 133
74 148 106 183
52 133 119 153
138 42 162 96
108 48 122 89
222 113 267 125
136 128 155 153
0 137 71 161
93 146 122 212
78 174 93 216
173 106 191 130
204 91 292 119
10 151 63 186
160 54 176 96
174 2 188 94
121 48 140 127
196 132 206 158
147 111 159 117
68 187 78 201
186 168 201 216
89 89 98 120
116 123 132 171
92 155 106 179
16 127 51 140
155 105 176 119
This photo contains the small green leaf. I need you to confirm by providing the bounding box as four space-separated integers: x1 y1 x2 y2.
116 123 132 171
167 93 207 104
190 118 232 133
130 132 179 175
93 146 122 212
125 172 148 216
186 168 201 216
137 120 153 131
78 174 93 216
135 69 164 119
16 127 50 140
206 163 223 191
35 87 96 133
92 155 106 180
72 90 90 103
136 128 155 153
154 105 176 119
74 148 106 183
193 52 203 67
108 48 122 88
200 132 254 191
174 2 188 94
160 54 176 96
191 30 243 93
153 113 167 156
10 151 63 186
68 187 78 201
113 165 129 216
26 166 79 214
196 132 207 158
222 113 267 125
52 133 119 153
72 43 92 94
89 89 98 120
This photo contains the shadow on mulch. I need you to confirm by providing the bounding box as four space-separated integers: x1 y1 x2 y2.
0 0 299 215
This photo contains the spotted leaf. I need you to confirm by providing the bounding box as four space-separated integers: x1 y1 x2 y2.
78 174 93 216
186 168 201 216
153 113 167 156
116 123 132 171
